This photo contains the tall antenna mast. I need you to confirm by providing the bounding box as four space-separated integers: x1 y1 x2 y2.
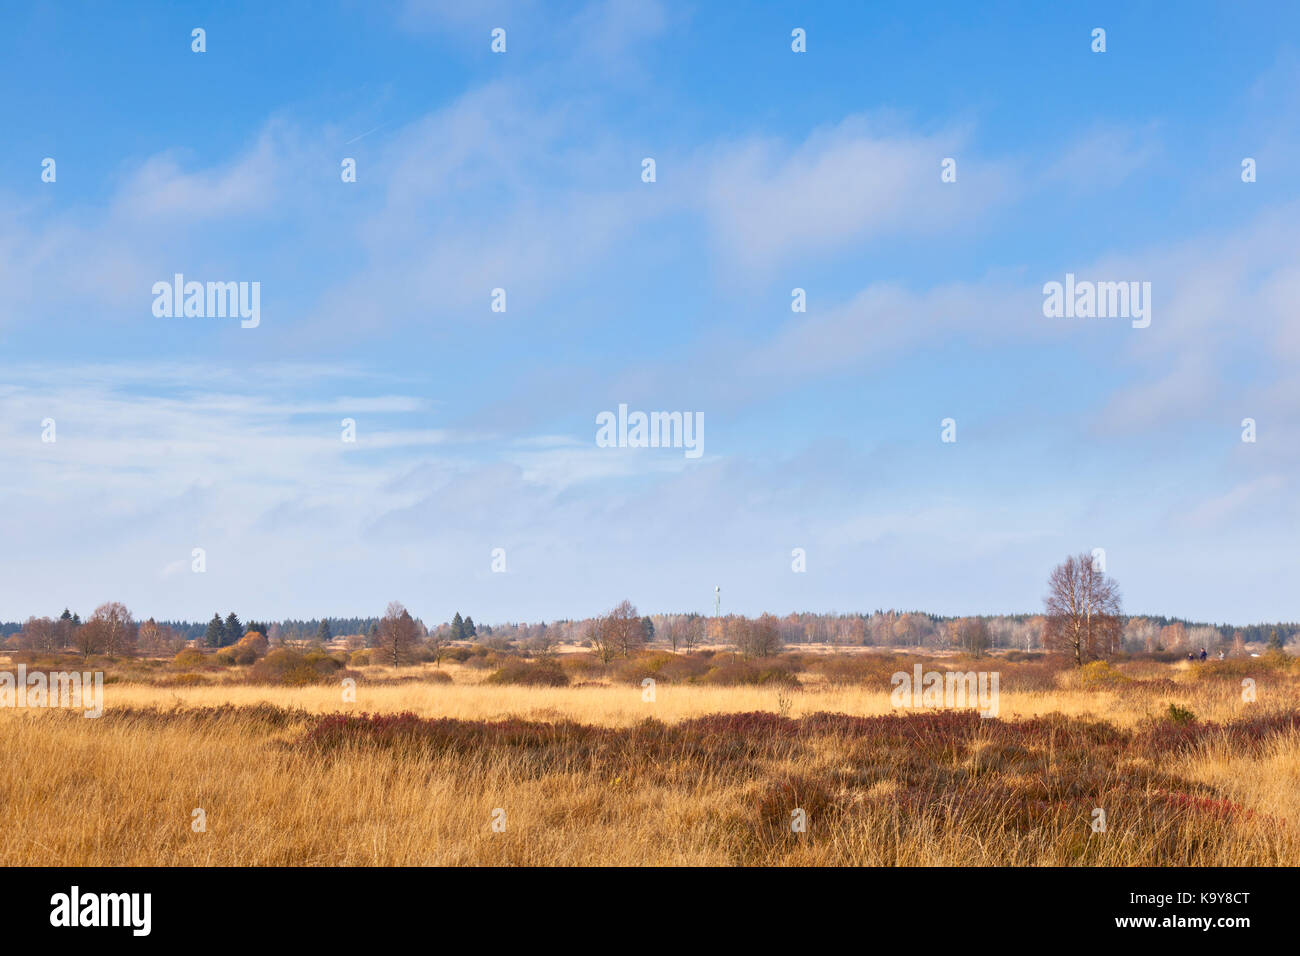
714 585 720 619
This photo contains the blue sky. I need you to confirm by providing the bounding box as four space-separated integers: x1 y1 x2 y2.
2 1 1298 625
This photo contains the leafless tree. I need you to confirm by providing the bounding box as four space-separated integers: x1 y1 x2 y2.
953 617 992 657
608 600 644 658
735 613 783 658
682 616 702 653
20 617 59 653
1123 617 1158 653
658 615 680 653
139 619 182 656
1043 553 1122 665
426 622 452 665
377 601 420 666
73 621 105 659
82 602 136 659
525 626 558 656
587 616 615 665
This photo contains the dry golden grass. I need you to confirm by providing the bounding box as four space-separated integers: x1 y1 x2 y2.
1 652 1296 866
77 661 1289 727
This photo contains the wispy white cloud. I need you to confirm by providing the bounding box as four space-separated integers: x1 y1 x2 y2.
1178 474 1287 529
699 115 1013 272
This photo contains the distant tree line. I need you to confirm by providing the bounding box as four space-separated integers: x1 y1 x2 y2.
144 616 383 645
3 578 1296 664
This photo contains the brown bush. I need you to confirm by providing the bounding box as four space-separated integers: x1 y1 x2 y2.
560 652 606 681
231 632 269 665
753 772 842 842
1190 655 1294 681
464 649 510 670
609 651 711 685
485 659 569 687
701 658 801 688
809 654 904 687
997 660 1067 693
172 648 206 669
165 673 209 687
9 651 79 669
247 648 349 686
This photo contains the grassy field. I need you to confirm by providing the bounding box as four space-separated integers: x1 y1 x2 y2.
2 649 1297 865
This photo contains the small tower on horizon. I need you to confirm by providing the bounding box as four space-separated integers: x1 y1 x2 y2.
714 585 720 619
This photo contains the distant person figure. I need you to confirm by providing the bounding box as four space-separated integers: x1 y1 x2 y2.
1187 652 1195 662
1199 648 1207 662
1218 650 1225 661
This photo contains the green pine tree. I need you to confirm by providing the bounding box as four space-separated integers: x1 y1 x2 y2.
204 613 224 648
463 615 476 638
451 611 465 641
224 612 243 647
317 620 333 644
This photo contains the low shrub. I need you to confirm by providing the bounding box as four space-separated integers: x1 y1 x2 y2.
753 772 841 841
998 660 1067 692
464 649 511 670
167 673 209 687
7 651 76 668
1075 661 1131 689
809 654 907 687
172 648 207 669
655 654 715 683
560 653 607 681
248 648 348 686
701 658 801 688
1190 655 1293 680
1144 651 1183 664
609 651 712 685
231 632 269 665
485 659 569 687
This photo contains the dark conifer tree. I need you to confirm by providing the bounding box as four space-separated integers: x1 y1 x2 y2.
224 612 243 647
204 613 224 648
